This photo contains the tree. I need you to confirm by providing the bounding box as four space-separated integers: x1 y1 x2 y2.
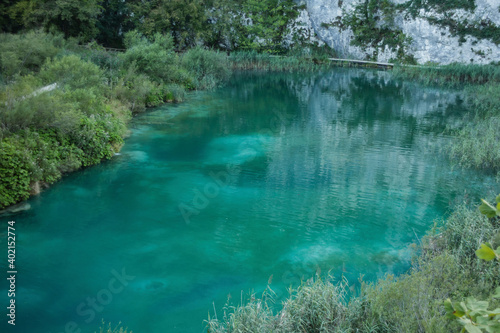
129 0 207 50
96 0 134 48
9 0 103 41
0 0 24 32
240 0 300 54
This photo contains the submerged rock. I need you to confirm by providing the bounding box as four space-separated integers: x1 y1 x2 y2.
0 202 31 216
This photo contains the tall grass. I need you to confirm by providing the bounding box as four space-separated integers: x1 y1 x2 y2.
206 277 367 333
229 51 333 72
393 63 500 87
181 47 231 90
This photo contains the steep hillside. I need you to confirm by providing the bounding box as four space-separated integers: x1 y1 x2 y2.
297 0 500 64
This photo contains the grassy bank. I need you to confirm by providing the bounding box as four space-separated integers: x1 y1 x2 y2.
0 30 231 209
0 31 333 210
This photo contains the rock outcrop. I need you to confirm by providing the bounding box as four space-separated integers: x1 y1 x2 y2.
297 0 500 64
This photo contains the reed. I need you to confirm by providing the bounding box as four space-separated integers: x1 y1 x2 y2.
228 51 333 72
393 63 500 87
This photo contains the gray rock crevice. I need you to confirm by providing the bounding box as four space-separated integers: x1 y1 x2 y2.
297 0 500 64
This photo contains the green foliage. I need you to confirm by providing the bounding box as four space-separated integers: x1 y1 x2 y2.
181 47 231 90
448 115 500 173
9 0 103 41
40 54 105 90
109 64 157 114
427 17 500 46
443 196 500 333
478 195 500 219
475 243 499 261
334 0 415 63
403 0 476 17
0 0 24 33
402 0 500 46
76 42 124 83
75 113 124 167
203 1 240 51
129 0 207 50
239 0 301 54
0 30 64 79
279 277 358 332
96 0 134 48
120 31 179 84
364 254 463 332
0 75 80 135
207 277 366 333
229 51 333 72
0 129 87 209
444 293 500 333
0 48 129 209
0 137 32 208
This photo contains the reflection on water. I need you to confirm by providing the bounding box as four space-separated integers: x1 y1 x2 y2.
0 69 496 333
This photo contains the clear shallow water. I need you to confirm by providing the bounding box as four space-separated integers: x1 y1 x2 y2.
1 69 497 333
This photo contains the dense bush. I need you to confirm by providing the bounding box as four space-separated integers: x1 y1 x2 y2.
0 137 32 207
0 77 80 135
120 31 179 84
0 28 237 209
0 47 131 209
181 47 231 90
0 30 65 80
40 54 106 90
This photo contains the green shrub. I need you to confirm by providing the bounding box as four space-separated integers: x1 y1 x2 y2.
0 30 64 80
0 85 81 135
0 129 85 209
120 31 179 84
109 64 156 114
364 254 462 332
145 83 186 106
181 47 231 90
40 54 106 91
0 138 32 208
72 107 125 167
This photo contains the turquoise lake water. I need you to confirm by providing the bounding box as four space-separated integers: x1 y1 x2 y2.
0 69 497 333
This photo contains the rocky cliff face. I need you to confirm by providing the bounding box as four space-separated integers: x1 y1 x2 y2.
298 0 500 64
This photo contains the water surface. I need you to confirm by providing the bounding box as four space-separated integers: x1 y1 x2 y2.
1 69 496 333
